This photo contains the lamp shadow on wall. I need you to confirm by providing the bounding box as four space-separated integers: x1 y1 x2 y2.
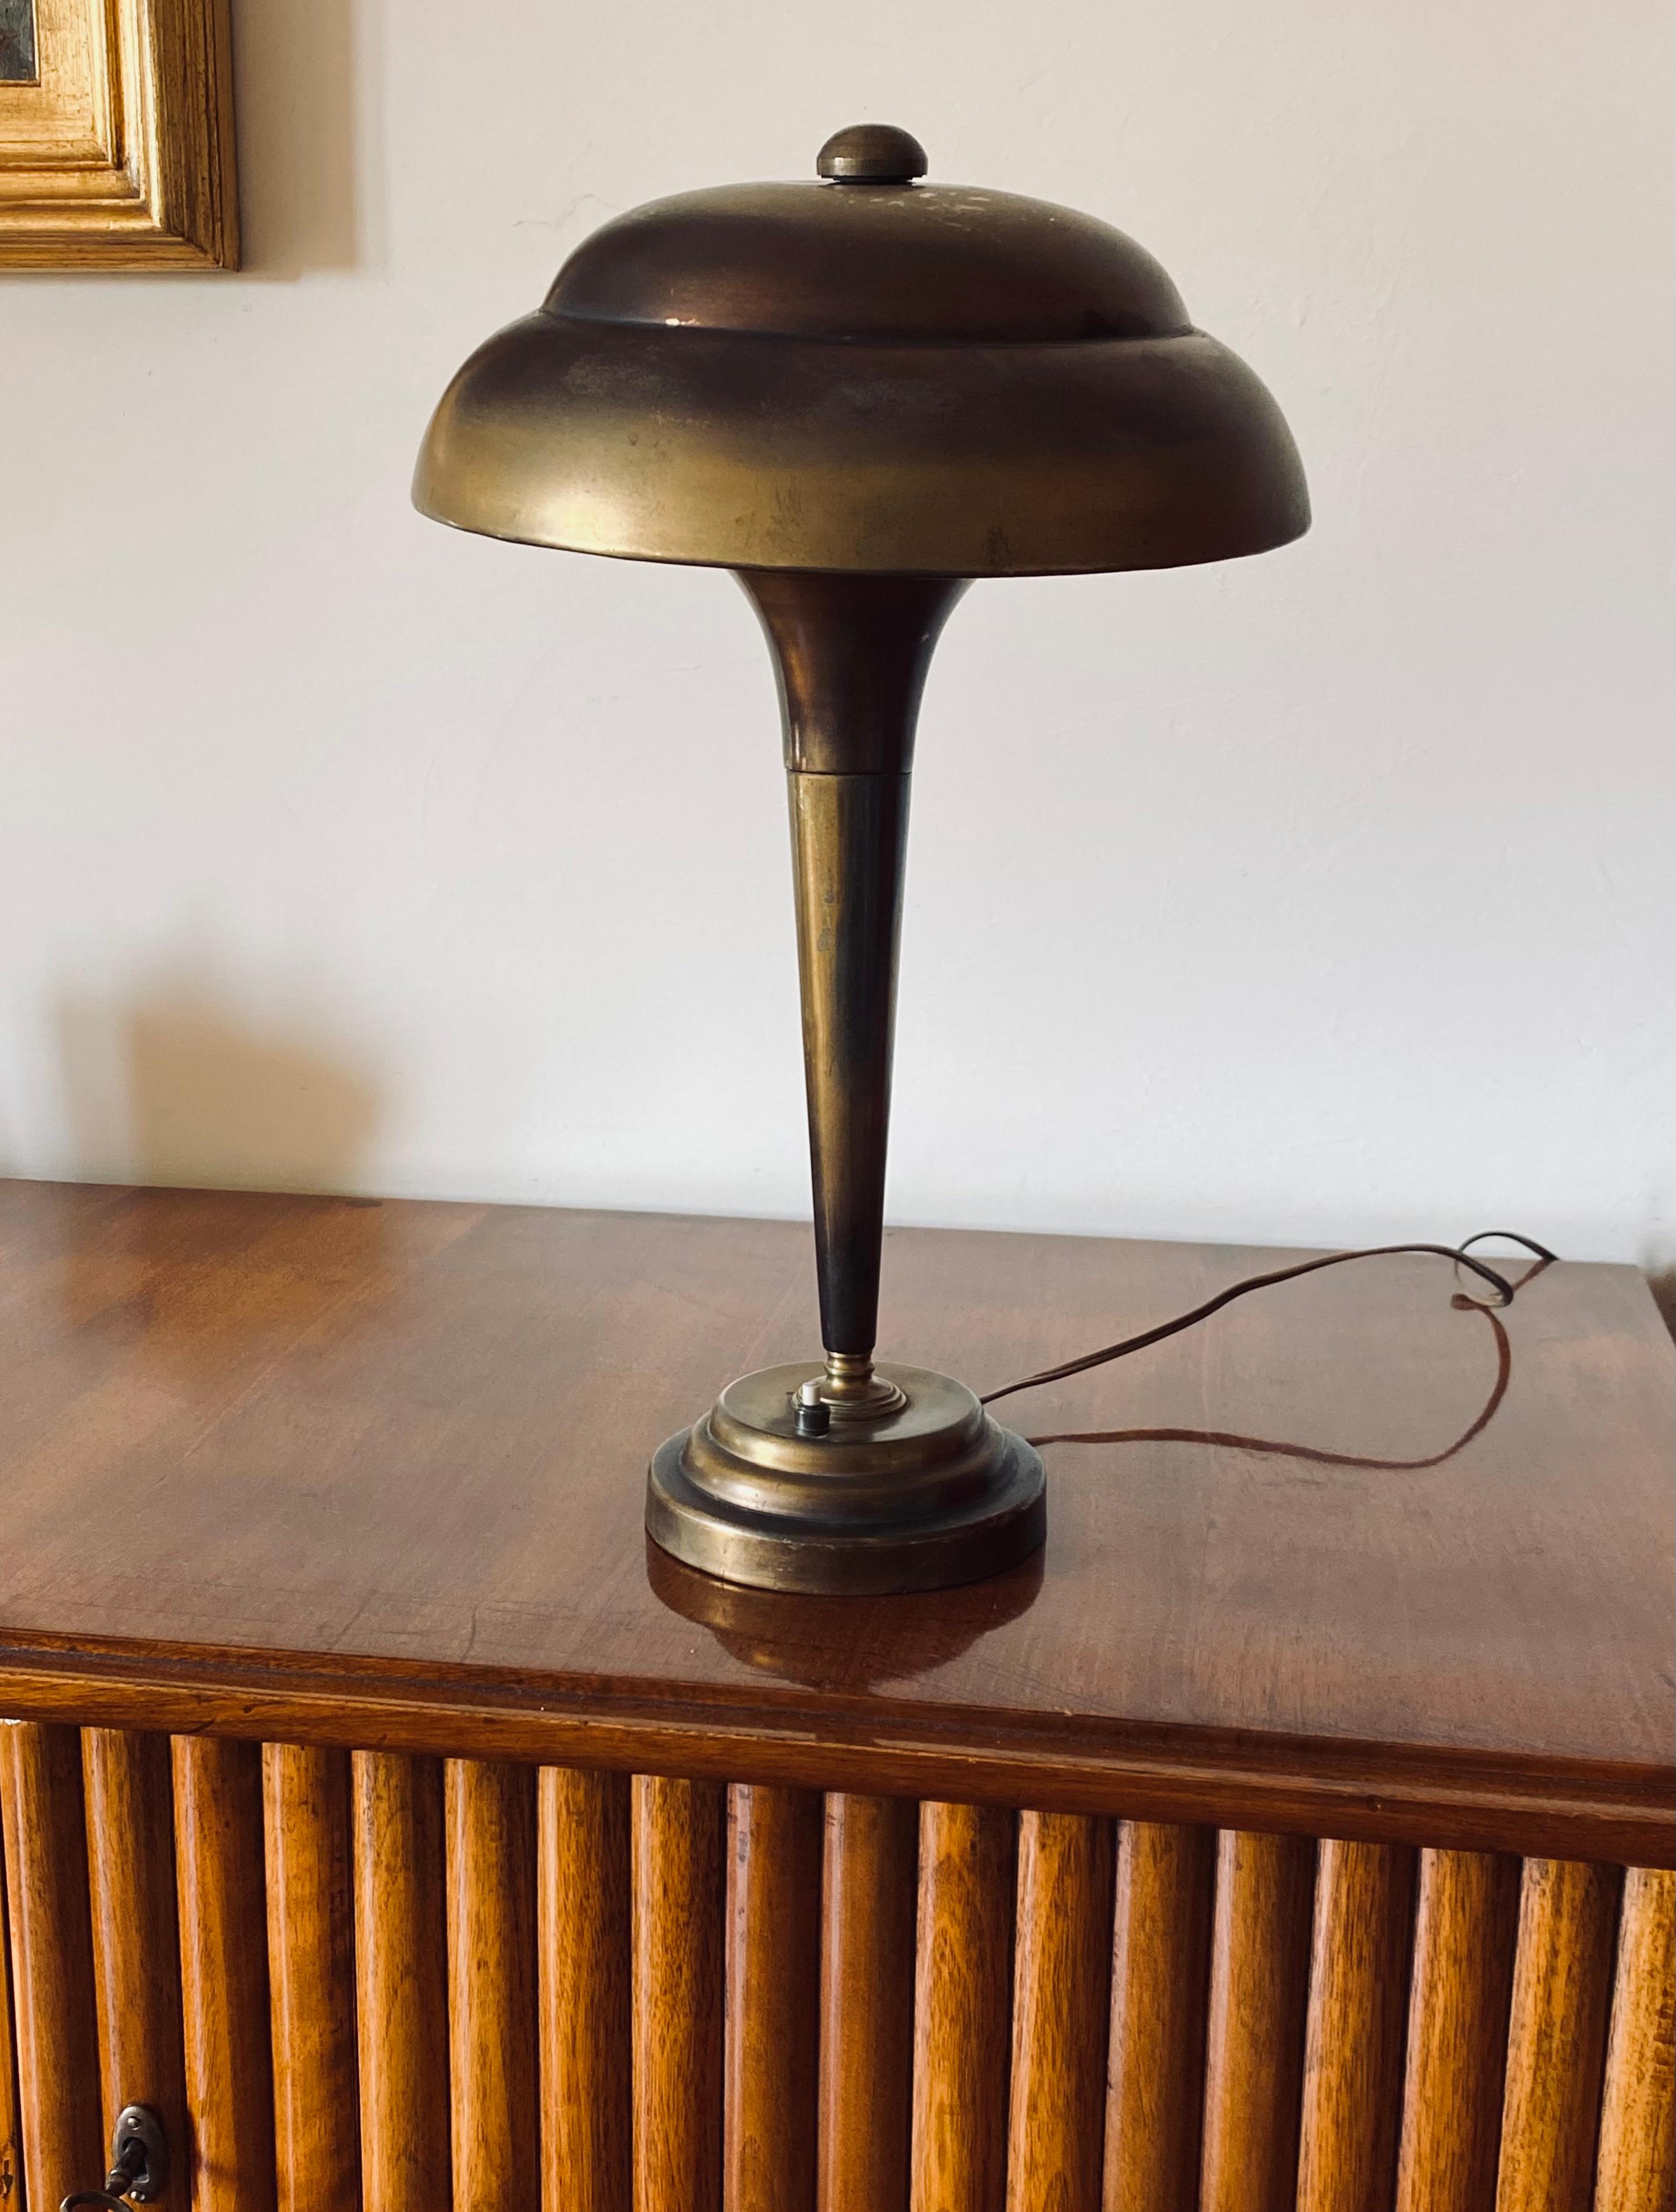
54 967 383 1201
230 0 376 277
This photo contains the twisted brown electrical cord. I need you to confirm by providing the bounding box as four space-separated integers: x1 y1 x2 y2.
980 1230 1556 1410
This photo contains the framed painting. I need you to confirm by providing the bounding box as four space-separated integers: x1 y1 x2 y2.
0 0 236 267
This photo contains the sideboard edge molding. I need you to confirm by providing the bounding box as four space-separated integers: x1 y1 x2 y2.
0 1664 1667 1870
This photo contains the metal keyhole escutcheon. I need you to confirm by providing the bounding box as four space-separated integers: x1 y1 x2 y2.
59 2104 170 2211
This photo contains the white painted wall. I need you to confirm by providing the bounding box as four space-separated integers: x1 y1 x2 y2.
2 0 1671 1269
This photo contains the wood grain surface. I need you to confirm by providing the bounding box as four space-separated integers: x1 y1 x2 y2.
1395 1848 1521 2212
910 1800 1016 2212
724 1784 823 2212
0 1721 102 2211
1007 1810 1113 2212
1496 1857 1620 2212
540 1765 632 2212
445 1758 539 2212
82 1728 189 2203
0 1710 1667 2211
172 1733 276 2212
1199 1827 1316 2212
0 1829 19 2212
351 1750 450 2212
1593 1866 1675 2212
1102 1819 1215 2212
818 1793 919 2212
0 1186 1668 1863
1296 1838 1417 2212
263 1743 359 2212
633 1774 726 2212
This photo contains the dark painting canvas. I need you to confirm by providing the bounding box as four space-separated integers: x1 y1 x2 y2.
0 0 36 83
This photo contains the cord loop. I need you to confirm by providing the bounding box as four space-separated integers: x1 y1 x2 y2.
981 1232 1557 1408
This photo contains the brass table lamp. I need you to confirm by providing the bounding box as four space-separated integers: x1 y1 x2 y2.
415 124 1309 1594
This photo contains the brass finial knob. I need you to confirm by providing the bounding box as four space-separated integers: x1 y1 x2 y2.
816 124 928 185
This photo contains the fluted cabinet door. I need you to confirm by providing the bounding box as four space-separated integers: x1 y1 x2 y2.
173 1733 277 2212
352 1750 450 2212
1102 1819 1214 2212
0 1724 1670 2212
1396 1849 1521 2212
1006 1811 1112 2212
910 1801 1016 2212
1496 1858 1620 2212
541 1765 632 2212
724 1785 823 2212
1297 1840 1417 2212
632 1774 726 2212
82 1728 190 2201
0 1722 102 2212
263 1743 359 2212
445 1760 539 2212
1593 1867 1674 2212
1199 1828 1316 2212
818 1792 918 2212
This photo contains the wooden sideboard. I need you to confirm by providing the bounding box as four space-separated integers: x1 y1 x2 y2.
0 1180 1670 2212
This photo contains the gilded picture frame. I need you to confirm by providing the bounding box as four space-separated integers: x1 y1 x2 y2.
0 0 236 268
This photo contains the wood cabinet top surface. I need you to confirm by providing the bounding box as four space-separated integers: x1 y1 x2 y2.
0 1180 1669 1862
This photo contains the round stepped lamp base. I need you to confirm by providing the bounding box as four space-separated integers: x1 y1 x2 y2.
646 1361 1046 1596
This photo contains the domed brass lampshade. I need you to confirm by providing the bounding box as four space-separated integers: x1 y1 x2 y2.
417 124 1307 576
415 127 1309 1594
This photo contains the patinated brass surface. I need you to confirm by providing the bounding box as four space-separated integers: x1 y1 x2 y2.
814 121 927 184
748 573 967 1358
648 1363 1045 1596
414 129 1311 1592
413 134 1307 576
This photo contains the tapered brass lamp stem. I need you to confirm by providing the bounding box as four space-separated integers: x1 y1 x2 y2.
741 570 969 1409
643 572 1044 1592
786 770 908 1405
